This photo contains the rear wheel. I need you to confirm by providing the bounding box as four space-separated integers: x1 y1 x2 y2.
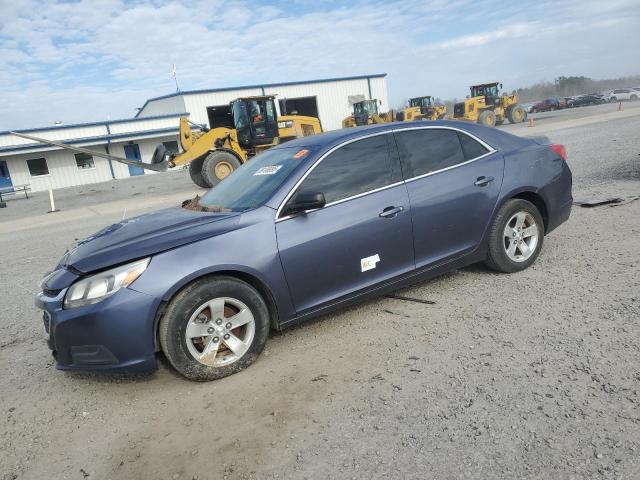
478 110 496 127
188 156 209 188
484 199 544 273
159 276 270 381
508 104 527 123
202 151 242 188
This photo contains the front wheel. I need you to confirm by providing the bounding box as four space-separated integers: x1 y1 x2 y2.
478 110 496 127
202 151 242 188
508 105 527 123
188 156 209 188
159 276 270 381
484 199 544 273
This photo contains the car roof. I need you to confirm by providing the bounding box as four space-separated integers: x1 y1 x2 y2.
273 119 522 154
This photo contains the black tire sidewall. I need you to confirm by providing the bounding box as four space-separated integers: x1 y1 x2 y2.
188 156 210 188
159 276 270 381
485 199 545 273
202 151 242 188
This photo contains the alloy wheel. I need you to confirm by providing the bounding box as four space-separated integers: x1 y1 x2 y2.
185 297 255 367
503 211 539 262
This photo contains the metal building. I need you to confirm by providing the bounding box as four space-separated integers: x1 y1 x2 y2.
0 73 388 192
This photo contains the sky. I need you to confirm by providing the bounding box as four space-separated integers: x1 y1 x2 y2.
1 0 639 130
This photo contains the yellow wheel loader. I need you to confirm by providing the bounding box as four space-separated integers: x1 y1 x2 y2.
396 96 446 121
452 82 527 127
12 95 321 189
162 95 322 187
342 99 394 128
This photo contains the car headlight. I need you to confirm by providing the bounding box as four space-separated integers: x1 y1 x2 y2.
63 258 150 309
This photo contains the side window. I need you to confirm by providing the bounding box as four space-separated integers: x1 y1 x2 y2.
457 132 489 160
395 129 465 178
295 135 393 204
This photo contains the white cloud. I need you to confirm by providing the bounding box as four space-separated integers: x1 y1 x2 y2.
0 0 639 129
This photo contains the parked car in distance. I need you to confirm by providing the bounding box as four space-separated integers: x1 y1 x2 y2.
567 94 606 108
530 98 565 113
604 89 638 102
36 121 573 381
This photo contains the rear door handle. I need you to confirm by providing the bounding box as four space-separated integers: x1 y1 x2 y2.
474 176 495 187
379 206 404 218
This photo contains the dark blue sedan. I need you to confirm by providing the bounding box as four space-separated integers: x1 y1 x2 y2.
36 121 572 381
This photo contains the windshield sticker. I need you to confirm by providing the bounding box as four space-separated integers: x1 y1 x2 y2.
294 149 309 159
254 165 283 176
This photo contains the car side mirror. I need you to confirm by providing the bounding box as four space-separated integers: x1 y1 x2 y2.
283 191 326 216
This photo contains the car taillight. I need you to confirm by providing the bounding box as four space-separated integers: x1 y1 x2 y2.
550 144 567 161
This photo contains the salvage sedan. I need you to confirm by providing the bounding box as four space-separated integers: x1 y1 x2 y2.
36 121 572 381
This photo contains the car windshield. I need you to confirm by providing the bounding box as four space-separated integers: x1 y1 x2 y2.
199 147 313 211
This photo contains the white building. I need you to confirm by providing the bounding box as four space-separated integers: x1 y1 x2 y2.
0 73 388 192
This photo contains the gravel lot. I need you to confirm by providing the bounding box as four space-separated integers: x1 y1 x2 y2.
1 103 639 480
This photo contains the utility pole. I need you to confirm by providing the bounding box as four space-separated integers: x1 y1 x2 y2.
171 64 180 92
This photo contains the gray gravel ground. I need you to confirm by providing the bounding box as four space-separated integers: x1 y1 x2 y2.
1 104 639 480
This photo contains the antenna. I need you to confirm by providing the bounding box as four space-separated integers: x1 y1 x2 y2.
171 64 180 92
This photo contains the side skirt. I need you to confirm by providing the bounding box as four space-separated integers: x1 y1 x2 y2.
279 249 486 330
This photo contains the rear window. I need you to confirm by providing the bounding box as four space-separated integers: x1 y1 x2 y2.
457 132 489 160
394 129 465 178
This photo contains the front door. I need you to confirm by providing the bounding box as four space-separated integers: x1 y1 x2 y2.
276 134 414 313
124 144 144 176
0 161 12 188
394 127 504 268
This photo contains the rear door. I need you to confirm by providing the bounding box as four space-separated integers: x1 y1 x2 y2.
276 133 414 313
393 127 504 268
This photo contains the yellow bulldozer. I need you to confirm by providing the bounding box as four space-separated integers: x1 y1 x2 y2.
342 99 394 128
396 96 446 122
166 95 322 187
453 82 527 127
12 95 322 189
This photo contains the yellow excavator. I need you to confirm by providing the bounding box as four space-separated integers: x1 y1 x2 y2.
396 96 446 121
453 82 527 127
12 95 322 188
342 99 394 128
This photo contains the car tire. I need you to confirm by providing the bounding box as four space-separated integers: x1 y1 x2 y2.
202 151 242 188
188 156 210 188
610 97 617 103
484 199 545 273
159 276 270 381
478 110 496 127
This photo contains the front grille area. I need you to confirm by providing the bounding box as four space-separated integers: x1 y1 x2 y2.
454 102 465 116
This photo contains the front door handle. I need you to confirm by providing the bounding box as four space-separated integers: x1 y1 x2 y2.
474 176 495 187
379 206 404 218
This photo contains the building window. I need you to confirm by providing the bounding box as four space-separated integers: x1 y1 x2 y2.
162 141 179 154
26 157 49 176
75 153 95 170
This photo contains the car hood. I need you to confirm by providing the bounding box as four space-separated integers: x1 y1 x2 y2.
59 207 242 274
